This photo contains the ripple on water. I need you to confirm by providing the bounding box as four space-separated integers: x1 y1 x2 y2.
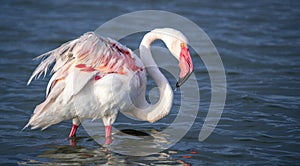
1 0 300 165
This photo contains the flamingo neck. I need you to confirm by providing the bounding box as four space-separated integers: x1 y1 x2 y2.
136 32 173 123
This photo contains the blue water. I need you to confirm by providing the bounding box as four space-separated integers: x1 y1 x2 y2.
1 0 300 165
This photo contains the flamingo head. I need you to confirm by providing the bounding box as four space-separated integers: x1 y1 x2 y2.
152 28 194 88
176 42 194 87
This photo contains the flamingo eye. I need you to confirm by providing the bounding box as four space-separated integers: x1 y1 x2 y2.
180 42 186 48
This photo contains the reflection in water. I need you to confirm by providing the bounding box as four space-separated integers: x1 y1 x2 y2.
91 128 172 156
119 129 151 136
82 119 177 156
69 138 77 146
109 129 167 156
19 139 190 165
38 145 109 165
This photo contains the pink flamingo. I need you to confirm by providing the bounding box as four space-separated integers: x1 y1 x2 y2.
25 28 194 144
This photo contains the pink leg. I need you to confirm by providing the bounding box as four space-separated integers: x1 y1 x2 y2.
69 124 78 138
105 125 112 144
105 125 112 137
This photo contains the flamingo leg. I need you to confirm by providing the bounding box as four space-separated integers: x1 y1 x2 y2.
105 125 112 144
69 124 79 137
69 118 80 138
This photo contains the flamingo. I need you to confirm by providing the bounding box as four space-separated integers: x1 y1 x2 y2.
25 28 194 144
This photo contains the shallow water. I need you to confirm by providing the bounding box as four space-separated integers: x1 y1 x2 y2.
1 0 300 165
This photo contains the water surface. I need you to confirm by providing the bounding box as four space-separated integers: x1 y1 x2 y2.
1 0 299 165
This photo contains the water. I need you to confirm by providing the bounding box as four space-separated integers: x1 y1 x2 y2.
1 0 300 165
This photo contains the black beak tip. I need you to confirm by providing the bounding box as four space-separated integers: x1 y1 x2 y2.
176 82 180 88
176 71 193 88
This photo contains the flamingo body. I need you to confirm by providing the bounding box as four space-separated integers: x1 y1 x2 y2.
26 28 193 144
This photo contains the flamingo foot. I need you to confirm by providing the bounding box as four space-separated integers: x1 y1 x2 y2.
69 124 79 138
105 125 112 145
69 138 77 146
105 136 112 145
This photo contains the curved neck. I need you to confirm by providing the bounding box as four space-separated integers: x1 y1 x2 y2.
133 32 173 123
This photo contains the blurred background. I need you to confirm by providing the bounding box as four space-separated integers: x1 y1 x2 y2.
0 0 299 165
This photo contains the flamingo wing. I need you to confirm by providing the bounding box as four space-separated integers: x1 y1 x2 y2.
26 32 143 129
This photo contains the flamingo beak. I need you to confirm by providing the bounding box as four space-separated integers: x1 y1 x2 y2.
176 44 194 88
